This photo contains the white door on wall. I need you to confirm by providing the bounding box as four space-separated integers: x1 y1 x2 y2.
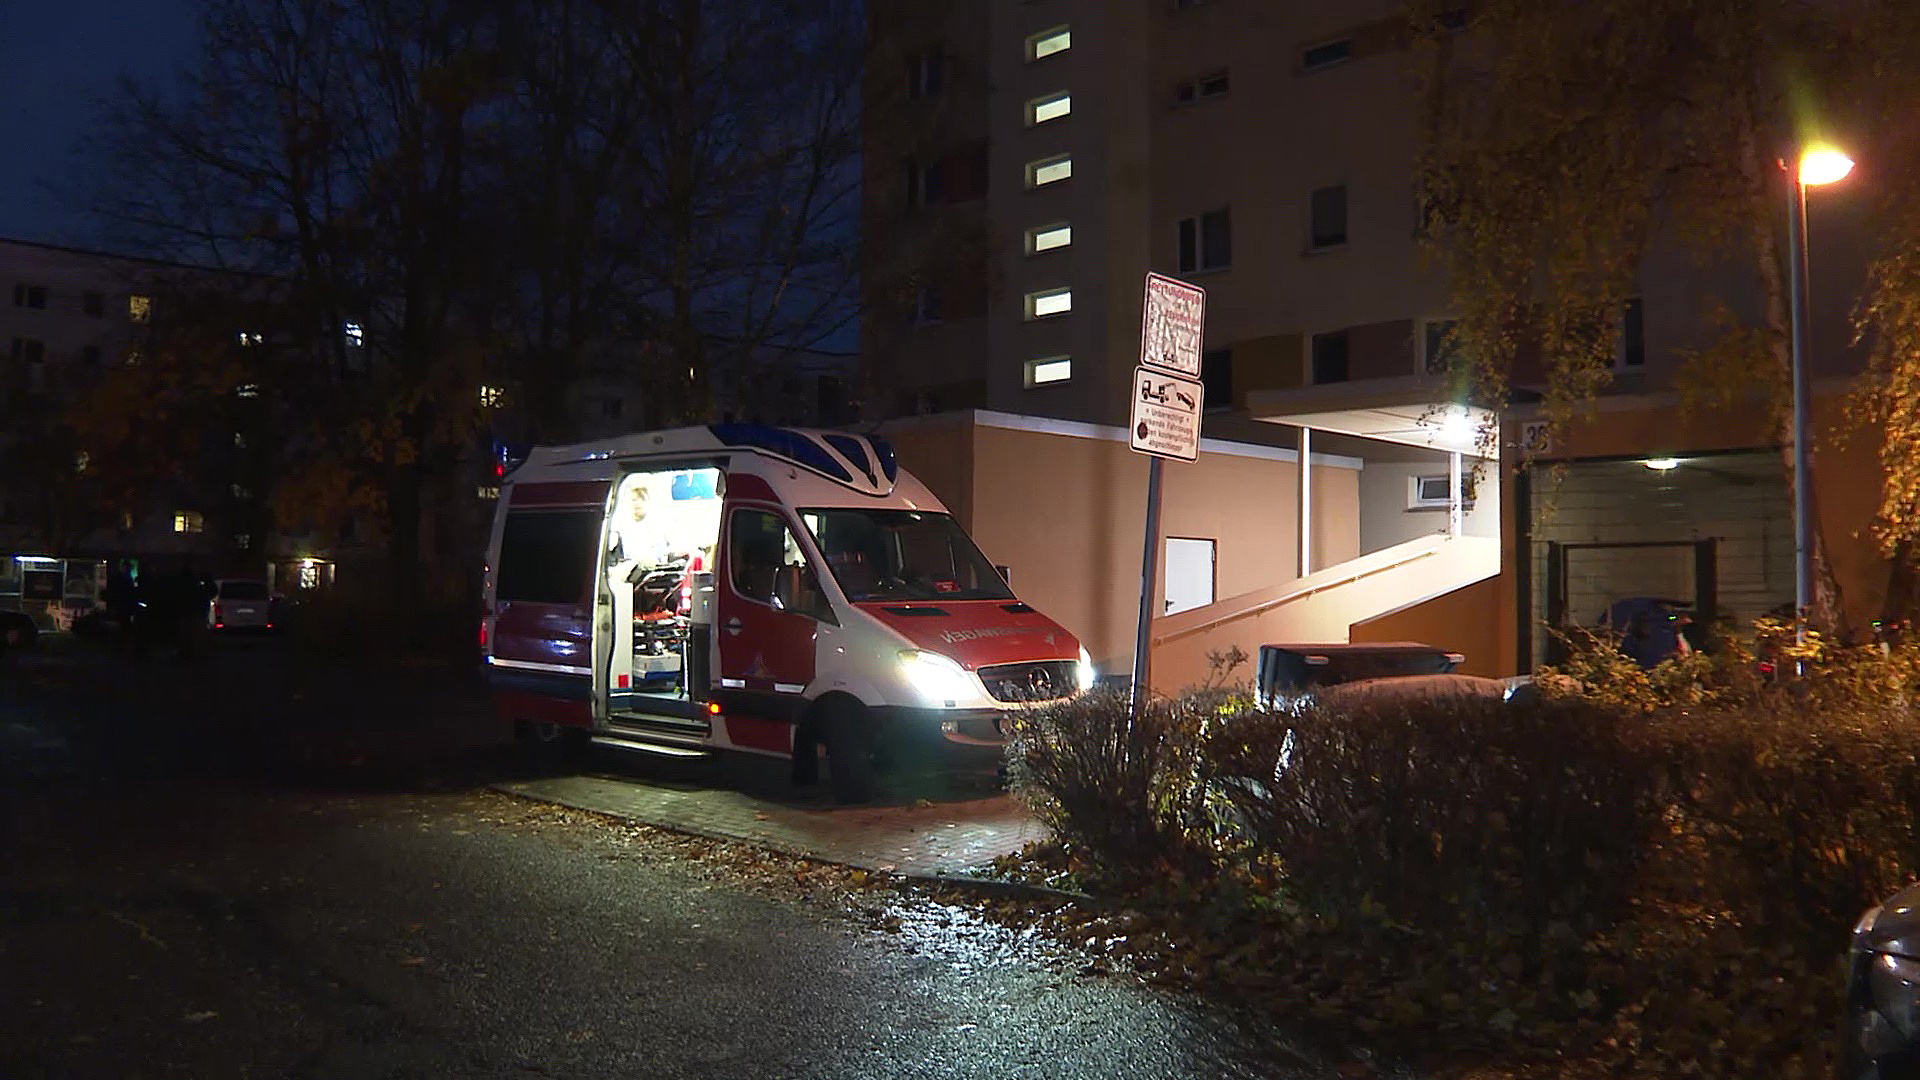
1164 537 1216 616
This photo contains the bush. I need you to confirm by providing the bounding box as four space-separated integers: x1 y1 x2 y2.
1004 686 1226 891
1210 694 1658 950
1003 635 1920 1075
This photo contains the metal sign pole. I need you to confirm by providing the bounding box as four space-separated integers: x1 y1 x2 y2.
1131 455 1164 717
1128 272 1205 718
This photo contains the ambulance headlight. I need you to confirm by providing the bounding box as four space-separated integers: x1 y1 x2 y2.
1076 647 1096 693
899 649 975 704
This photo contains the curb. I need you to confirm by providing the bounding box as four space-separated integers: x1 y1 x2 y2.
489 780 1088 905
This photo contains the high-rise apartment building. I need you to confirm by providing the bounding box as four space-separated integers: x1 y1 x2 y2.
861 0 1883 680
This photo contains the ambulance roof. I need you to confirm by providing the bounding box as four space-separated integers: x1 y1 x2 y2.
516 424 932 506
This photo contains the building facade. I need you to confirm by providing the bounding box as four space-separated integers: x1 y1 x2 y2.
865 1 1883 685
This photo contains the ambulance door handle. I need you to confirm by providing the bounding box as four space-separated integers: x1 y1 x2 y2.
725 617 742 637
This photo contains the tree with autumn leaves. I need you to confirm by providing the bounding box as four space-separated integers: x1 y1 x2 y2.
81 0 861 603
1411 0 1920 632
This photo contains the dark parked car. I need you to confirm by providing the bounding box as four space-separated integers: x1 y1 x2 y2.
1841 887 1920 1079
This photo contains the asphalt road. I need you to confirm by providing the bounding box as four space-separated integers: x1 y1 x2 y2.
0 639 1339 1080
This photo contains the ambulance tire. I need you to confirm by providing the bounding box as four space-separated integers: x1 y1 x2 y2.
516 720 589 774
824 699 875 804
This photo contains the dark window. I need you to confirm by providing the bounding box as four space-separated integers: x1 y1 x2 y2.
1311 331 1350 384
81 345 101 366
1436 7 1470 31
802 507 1012 603
1424 320 1459 374
729 508 832 620
497 509 601 605
1201 347 1233 410
1178 208 1231 272
1310 185 1348 248
903 157 921 209
816 375 851 425
12 284 47 309
921 159 945 205
602 396 623 419
1201 208 1231 269
908 47 946 100
914 284 944 324
1175 69 1229 105
82 291 103 317
1622 297 1645 367
1302 39 1352 71
10 338 45 363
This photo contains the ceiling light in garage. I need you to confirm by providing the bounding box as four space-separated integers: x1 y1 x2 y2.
1643 457 1681 471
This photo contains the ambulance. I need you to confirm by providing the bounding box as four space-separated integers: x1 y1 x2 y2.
481 423 1093 802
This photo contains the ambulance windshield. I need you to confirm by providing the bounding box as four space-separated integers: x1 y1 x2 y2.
800 508 1013 603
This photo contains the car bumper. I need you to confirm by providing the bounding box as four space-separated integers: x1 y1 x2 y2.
872 700 1075 748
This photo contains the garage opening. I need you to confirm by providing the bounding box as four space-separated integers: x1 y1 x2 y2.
1523 451 1790 668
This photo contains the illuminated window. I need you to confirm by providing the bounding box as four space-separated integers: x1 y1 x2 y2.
128 295 152 323
126 347 143 366
1024 356 1072 386
298 561 319 589
478 485 501 500
231 483 251 499
1026 154 1072 189
1024 287 1072 319
74 451 90 474
238 331 262 346
235 534 250 549
173 511 204 534
344 321 364 346
236 383 260 398
1026 223 1072 254
1027 26 1070 61
1027 91 1072 126
479 385 504 407
234 432 247 448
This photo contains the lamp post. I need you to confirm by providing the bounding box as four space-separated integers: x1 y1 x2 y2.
1785 143 1854 643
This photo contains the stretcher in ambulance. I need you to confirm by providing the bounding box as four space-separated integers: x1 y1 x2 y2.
481 424 1092 802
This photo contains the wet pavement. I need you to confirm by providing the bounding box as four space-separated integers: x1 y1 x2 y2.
0 638 1342 1079
498 766 1048 877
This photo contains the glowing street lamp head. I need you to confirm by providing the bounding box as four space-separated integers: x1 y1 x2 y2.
1798 145 1854 187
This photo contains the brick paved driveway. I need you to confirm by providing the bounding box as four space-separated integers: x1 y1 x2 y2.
495 749 1049 877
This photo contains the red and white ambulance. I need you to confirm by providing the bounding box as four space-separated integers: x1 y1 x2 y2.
481 423 1092 801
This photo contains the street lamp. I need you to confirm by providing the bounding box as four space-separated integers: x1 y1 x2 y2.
1785 142 1854 642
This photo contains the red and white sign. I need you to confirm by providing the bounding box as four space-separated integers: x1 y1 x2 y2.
1130 366 1204 462
1139 272 1207 379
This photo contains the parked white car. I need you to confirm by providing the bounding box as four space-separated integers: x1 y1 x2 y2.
210 579 274 632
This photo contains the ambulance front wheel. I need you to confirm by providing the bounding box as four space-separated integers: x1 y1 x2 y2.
824 699 875 804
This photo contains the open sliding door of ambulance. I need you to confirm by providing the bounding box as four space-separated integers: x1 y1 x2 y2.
489 479 612 731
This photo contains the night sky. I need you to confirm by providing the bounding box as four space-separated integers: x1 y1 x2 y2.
1 0 200 245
